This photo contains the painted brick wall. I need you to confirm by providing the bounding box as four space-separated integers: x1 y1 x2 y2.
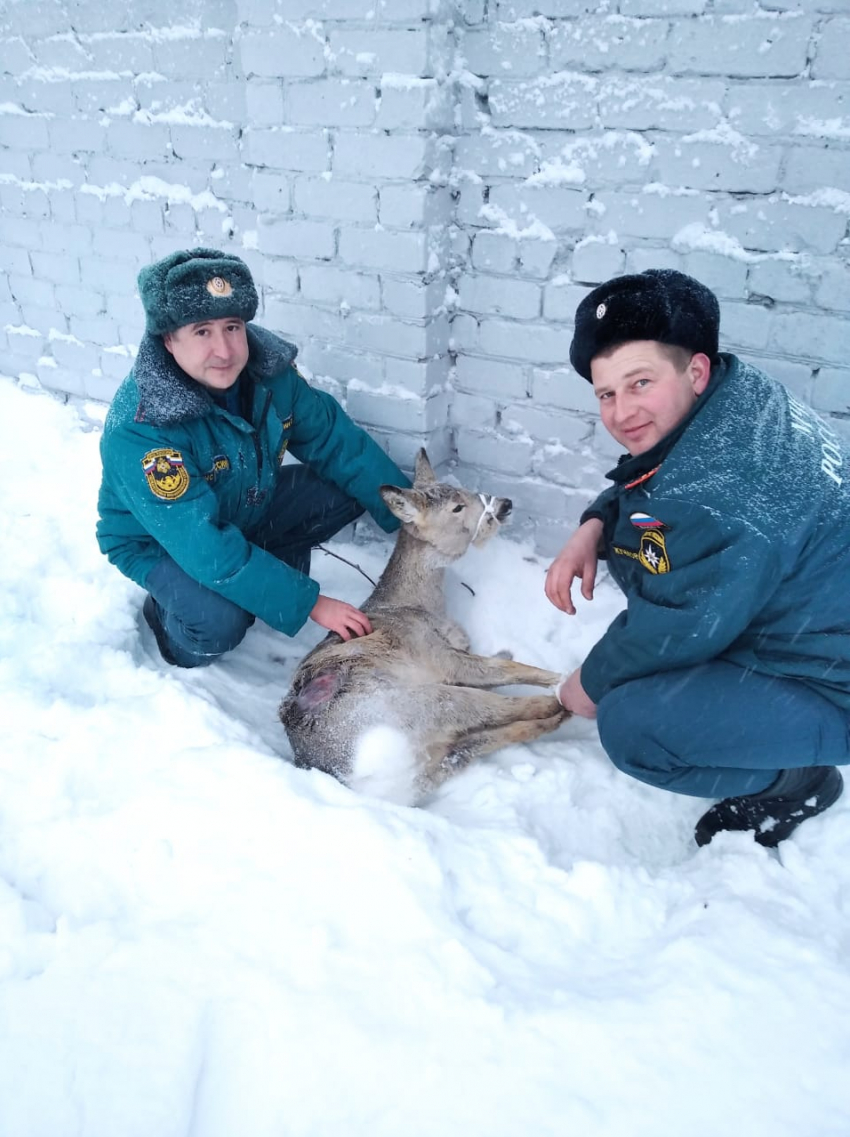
1 0 847 553
451 0 850 550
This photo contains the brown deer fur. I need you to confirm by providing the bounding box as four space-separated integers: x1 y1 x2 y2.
280 450 568 804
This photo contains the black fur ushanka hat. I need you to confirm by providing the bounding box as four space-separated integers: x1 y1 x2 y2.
569 269 720 382
138 247 259 337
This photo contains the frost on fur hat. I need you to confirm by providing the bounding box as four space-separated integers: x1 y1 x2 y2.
138 247 259 337
569 269 720 382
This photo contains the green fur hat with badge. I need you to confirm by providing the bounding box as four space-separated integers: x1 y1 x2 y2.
138 247 259 337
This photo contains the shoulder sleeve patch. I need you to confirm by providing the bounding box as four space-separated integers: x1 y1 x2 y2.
142 448 190 500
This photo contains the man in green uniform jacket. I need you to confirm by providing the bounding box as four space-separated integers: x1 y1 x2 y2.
97 247 410 668
546 269 847 848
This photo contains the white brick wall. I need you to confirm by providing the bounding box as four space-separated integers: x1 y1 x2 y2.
448 2 850 547
1 0 847 552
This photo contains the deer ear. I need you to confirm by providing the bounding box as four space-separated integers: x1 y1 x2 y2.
414 448 437 486
380 485 424 524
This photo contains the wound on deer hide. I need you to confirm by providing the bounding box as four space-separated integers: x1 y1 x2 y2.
296 671 341 710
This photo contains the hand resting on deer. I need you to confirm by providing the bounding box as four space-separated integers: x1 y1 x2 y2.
280 450 569 805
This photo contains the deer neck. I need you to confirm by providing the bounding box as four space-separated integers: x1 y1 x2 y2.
368 527 449 613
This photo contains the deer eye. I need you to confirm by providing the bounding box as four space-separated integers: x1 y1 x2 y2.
452 504 464 513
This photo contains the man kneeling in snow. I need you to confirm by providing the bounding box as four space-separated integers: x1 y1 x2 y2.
96 247 408 668
546 268 848 848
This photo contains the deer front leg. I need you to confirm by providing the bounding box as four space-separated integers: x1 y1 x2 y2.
432 616 470 651
441 650 562 690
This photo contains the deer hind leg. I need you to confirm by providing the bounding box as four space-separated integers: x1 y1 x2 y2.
408 686 567 792
424 711 566 789
422 687 563 730
440 650 563 690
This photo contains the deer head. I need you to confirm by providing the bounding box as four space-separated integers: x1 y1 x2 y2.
379 449 512 560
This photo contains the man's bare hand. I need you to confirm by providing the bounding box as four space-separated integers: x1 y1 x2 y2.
556 667 597 719
309 595 373 640
545 518 604 615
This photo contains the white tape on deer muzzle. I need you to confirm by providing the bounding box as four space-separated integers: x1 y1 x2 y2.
473 494 498 540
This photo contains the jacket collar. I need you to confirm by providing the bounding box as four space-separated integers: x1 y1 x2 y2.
133 323 298 426
605 353 731 487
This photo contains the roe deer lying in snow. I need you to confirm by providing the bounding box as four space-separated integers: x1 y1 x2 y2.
280 450 568 804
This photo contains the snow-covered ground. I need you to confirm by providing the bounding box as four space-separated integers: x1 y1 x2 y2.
1 373 849 1137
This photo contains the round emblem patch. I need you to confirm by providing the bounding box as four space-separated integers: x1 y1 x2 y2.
141 448 190 500
206 276 233 297
596 302 607 319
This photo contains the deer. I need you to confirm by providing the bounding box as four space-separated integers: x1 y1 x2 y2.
279 450 569 805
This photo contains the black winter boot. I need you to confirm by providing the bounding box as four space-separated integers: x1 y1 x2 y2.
142 595 177 666
694 766 843 848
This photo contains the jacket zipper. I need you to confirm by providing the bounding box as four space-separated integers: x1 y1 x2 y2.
252 390 273 482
